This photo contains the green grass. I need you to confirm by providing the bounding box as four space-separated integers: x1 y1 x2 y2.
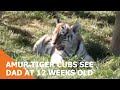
0 11 120 79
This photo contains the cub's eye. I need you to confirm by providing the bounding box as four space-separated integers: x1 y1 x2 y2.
61 26 64 29
62 31 65 34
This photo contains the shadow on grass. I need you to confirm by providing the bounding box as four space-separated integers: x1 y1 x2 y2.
1 23 35 48
86 40 112 62
80 28 112 62
73 11 115 25
13 35 34 48
7 25 34 38
97 16 115 25
52 11 115 25
1 22 34 39
0 40 5 45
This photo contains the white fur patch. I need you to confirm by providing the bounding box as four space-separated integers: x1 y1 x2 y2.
51 49 64 65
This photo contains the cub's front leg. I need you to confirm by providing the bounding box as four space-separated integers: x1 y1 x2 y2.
50 48 65 65
77 42 94 62
50 52 64 65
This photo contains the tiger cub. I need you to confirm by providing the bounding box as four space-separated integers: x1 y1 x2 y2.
33 19 94 65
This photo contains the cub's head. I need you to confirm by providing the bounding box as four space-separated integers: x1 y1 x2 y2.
51 19 82 50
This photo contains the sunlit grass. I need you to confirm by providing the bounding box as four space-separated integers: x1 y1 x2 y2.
0 11 120 79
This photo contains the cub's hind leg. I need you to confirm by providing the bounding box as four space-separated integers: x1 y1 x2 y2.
33 34 54 55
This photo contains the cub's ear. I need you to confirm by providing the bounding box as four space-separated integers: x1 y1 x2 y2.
55 18 62 25
71 22 80 34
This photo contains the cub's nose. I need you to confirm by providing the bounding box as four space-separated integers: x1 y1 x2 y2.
56 45 65 50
